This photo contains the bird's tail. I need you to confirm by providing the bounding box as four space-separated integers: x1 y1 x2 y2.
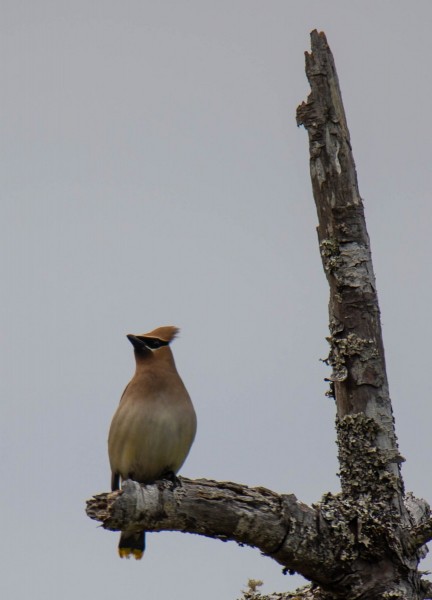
118 530 146 559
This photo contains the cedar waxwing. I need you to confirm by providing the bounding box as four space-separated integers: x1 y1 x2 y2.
108 326 197 559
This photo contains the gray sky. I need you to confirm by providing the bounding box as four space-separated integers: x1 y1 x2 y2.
2 1 432 598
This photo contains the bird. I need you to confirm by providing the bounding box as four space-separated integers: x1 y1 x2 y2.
108 325 197 559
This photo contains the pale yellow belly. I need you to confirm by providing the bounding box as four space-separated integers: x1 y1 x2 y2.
108 395 196 483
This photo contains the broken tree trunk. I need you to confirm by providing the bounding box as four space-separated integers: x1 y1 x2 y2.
296 30 404 510
294 29 428 599
86 30 432 600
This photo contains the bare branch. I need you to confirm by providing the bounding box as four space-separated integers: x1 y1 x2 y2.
296 30 405 516
86 477 332 582
87 476 432 596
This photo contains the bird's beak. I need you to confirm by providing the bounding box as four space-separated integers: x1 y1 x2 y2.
126 334 148 350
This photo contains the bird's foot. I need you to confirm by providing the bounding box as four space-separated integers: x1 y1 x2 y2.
163 471 181 488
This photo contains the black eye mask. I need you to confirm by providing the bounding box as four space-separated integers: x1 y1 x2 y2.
139 337 169 350
127 334 170 351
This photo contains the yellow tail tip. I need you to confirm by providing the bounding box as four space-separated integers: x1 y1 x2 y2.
118 547 144 560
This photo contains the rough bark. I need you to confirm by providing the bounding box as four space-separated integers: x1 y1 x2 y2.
296 30 403 508
86 30 432 600
294 30 429 599
86 478 343 585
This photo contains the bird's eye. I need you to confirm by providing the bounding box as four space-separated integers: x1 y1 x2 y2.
145 338 164 350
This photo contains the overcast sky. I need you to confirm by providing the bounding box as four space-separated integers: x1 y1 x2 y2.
2 1 432 598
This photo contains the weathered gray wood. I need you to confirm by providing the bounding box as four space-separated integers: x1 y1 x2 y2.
86 474 431 598
86 478 337 584
295 30 430 599
296 29 404 512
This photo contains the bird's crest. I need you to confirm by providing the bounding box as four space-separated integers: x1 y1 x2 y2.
139 325 179 344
